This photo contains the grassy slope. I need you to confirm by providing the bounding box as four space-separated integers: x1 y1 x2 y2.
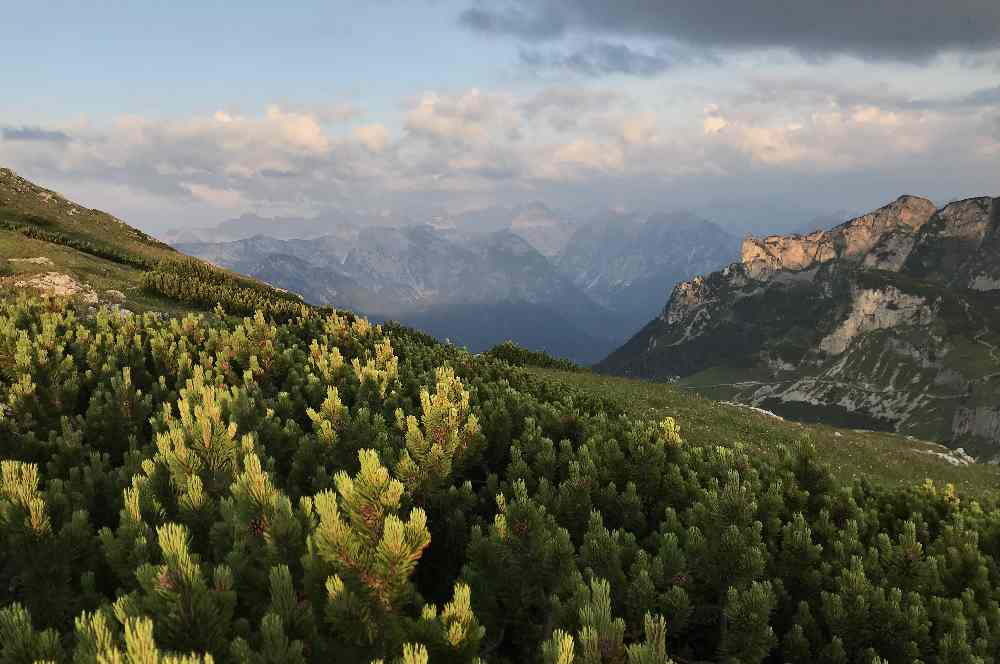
526 367 1000 498
0 168 283 314
0 168 180 310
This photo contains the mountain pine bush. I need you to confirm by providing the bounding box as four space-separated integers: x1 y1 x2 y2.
2 291 1000 662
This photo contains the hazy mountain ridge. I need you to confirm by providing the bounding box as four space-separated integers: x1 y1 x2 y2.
556 211 739 335
179 223 623 363
599 194 1000 457
176 205 737 361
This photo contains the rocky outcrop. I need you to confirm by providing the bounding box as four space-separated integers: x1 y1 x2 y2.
740 196 936 281
14 272 99 304
663 264 749 324
905 197 998 288
818 286 934 355
9 257 54 266
600 191 1000 456
953 407 1000 450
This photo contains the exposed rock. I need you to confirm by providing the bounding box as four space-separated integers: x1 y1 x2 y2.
741 230 835 280
104 289 127 302
969 273 1000 291
905 197 997 284
9 257 55 266
719 401 784 420
740 196 935 281
14 272 99 304
953 407 1000 444
663 263 748 324
818 287 934 356
917 445 976 466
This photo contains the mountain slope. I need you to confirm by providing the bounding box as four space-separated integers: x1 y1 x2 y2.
599 194 1000 457
556 211 739 336
180 225 620 363
0 167 298 316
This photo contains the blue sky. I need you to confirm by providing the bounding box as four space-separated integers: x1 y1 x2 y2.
2 1 998 233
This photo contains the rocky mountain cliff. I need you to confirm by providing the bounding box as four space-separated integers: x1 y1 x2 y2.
599 195 1000 458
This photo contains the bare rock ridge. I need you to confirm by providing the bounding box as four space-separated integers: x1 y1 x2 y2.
600 194 1000 458
739 195 937 280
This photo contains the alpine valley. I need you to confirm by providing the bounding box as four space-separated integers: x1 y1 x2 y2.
600 195 1000 458
173 204 738 364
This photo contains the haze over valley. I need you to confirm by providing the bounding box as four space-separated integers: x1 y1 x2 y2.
171 202 738 362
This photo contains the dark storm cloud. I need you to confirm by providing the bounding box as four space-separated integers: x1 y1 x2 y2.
459 0 1000 63
519 42 678 76
964 85 1000 106
459 6 564 41
2 126 71 142
905 84 1000 110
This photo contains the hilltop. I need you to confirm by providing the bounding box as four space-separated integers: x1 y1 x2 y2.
599 194 1000 458
0 167 303 317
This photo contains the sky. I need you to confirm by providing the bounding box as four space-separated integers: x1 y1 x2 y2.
1 0 999 235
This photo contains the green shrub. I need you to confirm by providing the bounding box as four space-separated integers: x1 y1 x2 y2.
0 293 999 662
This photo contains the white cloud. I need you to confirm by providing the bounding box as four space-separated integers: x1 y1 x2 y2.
404 89 517 144
850 106 901 126
181 182 246 208
1 81 997 232
703 105 729 135
353 124 390 152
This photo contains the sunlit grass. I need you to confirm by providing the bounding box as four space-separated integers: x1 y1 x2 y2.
527 367 1000 498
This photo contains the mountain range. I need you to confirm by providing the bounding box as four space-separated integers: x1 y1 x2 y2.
174 203 738 363
600 194 1000 457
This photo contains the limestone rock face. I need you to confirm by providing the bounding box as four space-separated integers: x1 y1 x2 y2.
954 197 1000 291
740 195 936 281
599 192 1000 457
818 286 934 355
931 197 993 242
905 197 997 286
741 230 835 280
953 407 1000 454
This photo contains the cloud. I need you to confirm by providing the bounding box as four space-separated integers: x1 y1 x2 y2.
703 105 728 135
520 85 624 116
404 89 518 145
2 126 71 143
906 84 1000 110
1 83 996 233
519 42 677 76
353 124 390 152
459 6 564 41
181 182 246 208
459 1 1000 63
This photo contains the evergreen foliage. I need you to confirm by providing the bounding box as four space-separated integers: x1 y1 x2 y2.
2 292 1000 662
484 341 583 372
0 218 156 270
141 259 305 320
